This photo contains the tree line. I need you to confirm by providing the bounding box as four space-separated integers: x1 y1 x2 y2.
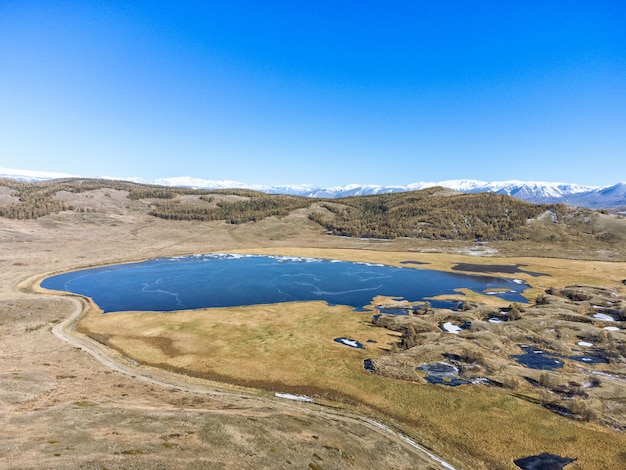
148 193 311 223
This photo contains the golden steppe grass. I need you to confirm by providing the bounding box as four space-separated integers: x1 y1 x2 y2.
73 248 626 469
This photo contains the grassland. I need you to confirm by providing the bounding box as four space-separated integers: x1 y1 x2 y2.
3 178 626 469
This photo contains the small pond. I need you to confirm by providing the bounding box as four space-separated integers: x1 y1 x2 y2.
416 362 470 386
514 452 575 469
451 263 548 277
363 359 376 373
41 254 529 314
334 337 365 349
512 346 564 370
512 345 608 370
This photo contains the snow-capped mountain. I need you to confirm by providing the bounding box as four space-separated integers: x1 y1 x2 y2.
152 176 268 191
1 167 624 209
0 167 79 182
558 182 626 209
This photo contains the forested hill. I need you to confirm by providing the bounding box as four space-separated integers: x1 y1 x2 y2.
0 178 623 244
308 188 567 240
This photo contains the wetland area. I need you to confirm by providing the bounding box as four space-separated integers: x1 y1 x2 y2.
44 249 626 470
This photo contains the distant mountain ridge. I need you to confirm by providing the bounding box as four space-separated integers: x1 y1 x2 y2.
1 167 624 209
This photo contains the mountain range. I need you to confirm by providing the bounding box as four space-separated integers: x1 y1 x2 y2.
1 167 625 209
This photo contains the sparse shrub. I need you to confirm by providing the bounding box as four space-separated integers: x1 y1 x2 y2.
560 288 593 301
507 303 522 321
400 324 420 349
597 232 619 242
121 449 145 455
501 375 523 390
538 372 558 390
535 293 550 305
73 400 98 408
568 398 597 421
579 304 597 315
568 381 583 397
464 349 486 365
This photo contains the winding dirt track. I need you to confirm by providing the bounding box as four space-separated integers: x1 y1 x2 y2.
51 295 456 469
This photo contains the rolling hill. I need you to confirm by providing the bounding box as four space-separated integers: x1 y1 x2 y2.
1 177 624 250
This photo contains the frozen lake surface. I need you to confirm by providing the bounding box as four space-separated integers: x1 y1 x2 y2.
41 254 529 313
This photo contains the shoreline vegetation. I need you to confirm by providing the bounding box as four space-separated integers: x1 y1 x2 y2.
3 178 626 469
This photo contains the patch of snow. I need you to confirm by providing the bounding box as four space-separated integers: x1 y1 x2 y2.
274 393 313 402
593 313 615 322
442 322 462 334
530 210 558 223
577 341 593 347
488 318 505 324
458 245 498 256
591 370 626 383
470 377 491 385
604 326 621 331
339 338 360 348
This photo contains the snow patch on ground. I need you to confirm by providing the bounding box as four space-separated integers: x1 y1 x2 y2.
274 393 313 402
457 245 498 256
593 313 615 321
335 338 363 348
442 322 461 334
577 341 593 347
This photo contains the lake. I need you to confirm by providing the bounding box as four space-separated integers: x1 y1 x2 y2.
41 254 529 313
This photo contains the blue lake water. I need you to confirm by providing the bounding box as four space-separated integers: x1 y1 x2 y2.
41 254 529 313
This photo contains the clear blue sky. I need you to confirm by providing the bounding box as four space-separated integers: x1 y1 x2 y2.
1 1 624 186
